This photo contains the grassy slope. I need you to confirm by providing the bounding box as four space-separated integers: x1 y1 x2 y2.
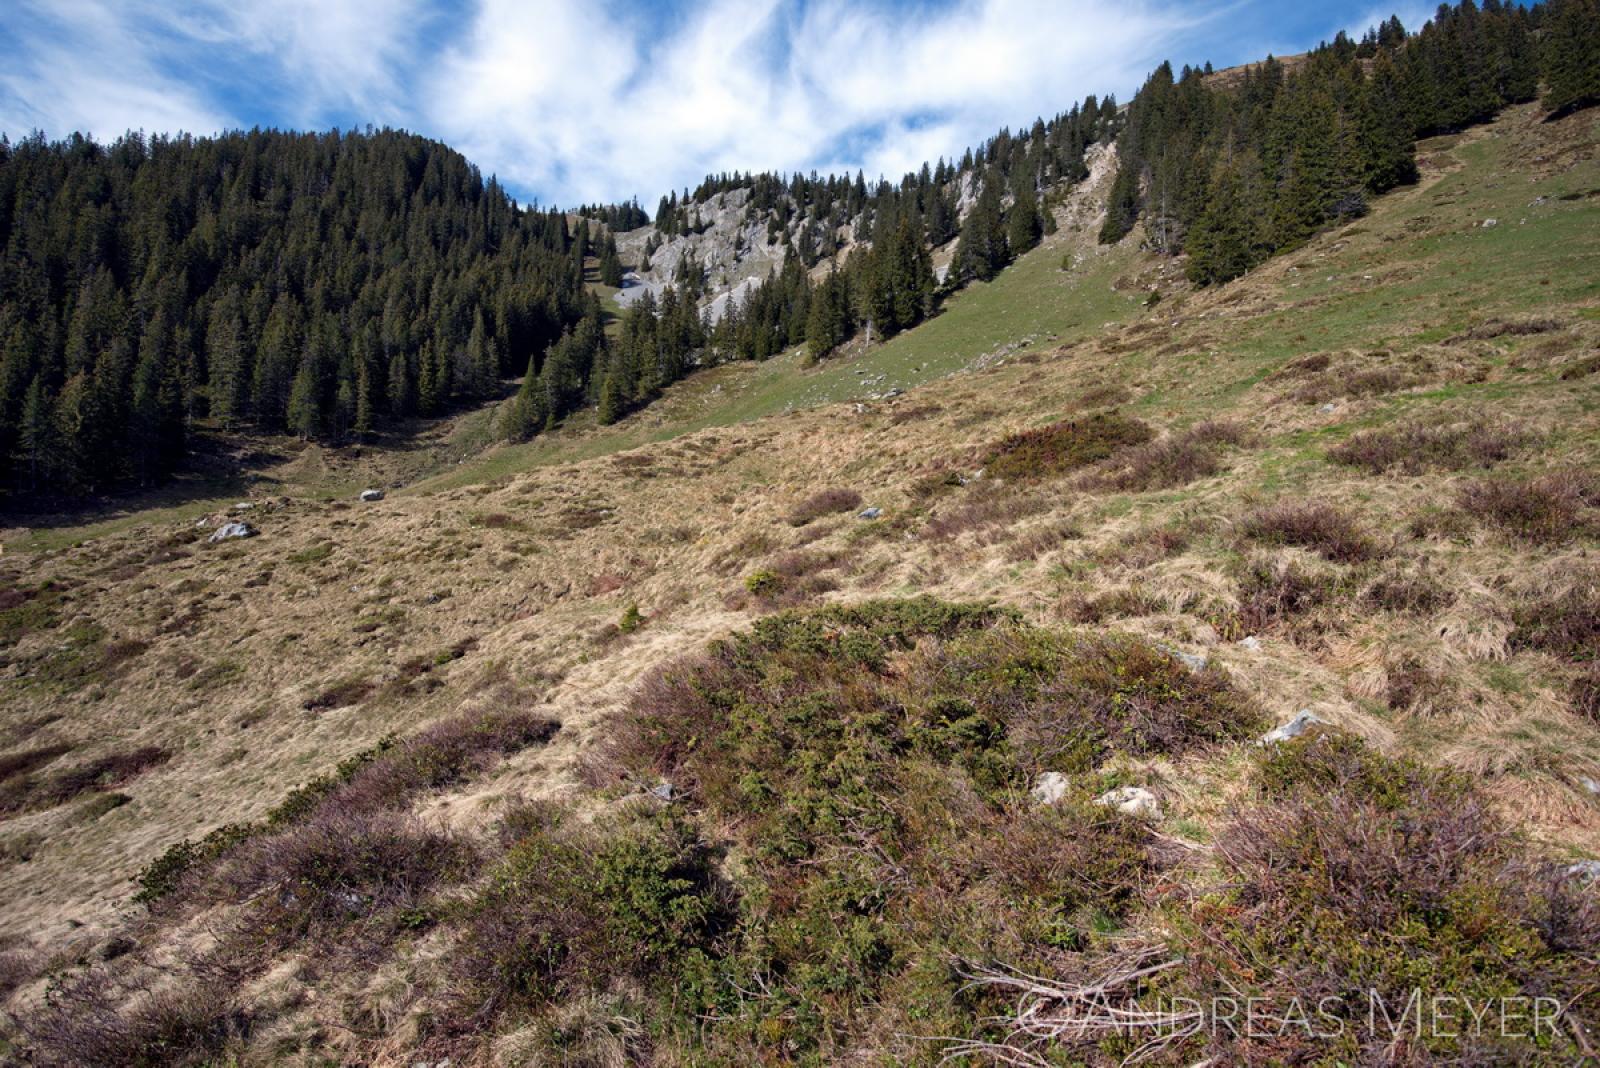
412 190 1144 492
0 102 1597 1060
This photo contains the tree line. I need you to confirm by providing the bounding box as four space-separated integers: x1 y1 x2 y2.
1102 0 1599 285
0 127 594 500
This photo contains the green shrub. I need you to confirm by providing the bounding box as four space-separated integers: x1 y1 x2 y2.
571 600 1259 1059
452 809 727 1027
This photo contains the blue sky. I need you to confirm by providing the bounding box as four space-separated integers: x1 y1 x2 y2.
0 0 1439 208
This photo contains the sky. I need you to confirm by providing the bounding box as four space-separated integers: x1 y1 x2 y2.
0 0 1441 209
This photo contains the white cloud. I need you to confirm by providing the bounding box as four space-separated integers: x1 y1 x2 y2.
427 0 1204 205
0 0 228 140
1 0 1217 205
164 0 434 125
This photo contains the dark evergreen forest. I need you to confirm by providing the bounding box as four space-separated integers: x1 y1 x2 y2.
1101 0 1583 284
0 128 596 499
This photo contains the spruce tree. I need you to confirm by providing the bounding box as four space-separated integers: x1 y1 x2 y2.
1543 0 1600 116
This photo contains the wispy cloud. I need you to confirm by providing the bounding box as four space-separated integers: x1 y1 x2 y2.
0 0 1399 206
0 0 229 140
427 0 1205 204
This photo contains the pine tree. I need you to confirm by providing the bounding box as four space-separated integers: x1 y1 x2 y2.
353 327 376 439
1186 158 1266 285
206 290 250 428
1006 176 1043 256
1359 52 1420 193
501 365 549 441
597 369 624 425
286 359 322 440
599 233 624 287
954 174 1008 281
16 375 54 491
1543 0 1600 116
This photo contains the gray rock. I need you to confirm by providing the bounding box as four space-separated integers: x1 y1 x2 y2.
1581 776 1600 796
1031 771 1070 806
359 488 385 502
1481 218 1499 228
1237 635 1263 652
649 781 676 802
1096 786 1161 819
231 501 254 512
208 521 258 543
1318 402 1338 414
1565 860 1600 882
1258 709 1325 746
1174 650 1208 672
858 507 883 520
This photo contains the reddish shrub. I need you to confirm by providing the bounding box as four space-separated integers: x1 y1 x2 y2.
984 412 1153 481
1457 470 1597 544
0 743 72 782
1329 419 1530 474
0 745 169 817
18 972 250 1068
222 809 470 940
1086 420 1247 492
1235 556 1345 632
1239 501 1383 562
784 488 862 527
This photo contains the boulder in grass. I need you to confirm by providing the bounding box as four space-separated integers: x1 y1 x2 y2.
360 489 385 502
1031 771 1070 806
858 507 883 520
1095 786 1161 819
1565 860 1600 882
1257 709 1324 746
208 521 258 543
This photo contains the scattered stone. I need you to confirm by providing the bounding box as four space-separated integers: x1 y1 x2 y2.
858 507 883 520
231 502 254 512
1174 650 1208 672
208 521 258 543
1565 860 1600 882
359 489 385 502
1579 776 1600 796
1318 402 1338 414
649 781 676 802
1258 709 1325 746
1480 218 1499 228
1095 786 1161 819
1031 771 1070 806
1238 635 1263 652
